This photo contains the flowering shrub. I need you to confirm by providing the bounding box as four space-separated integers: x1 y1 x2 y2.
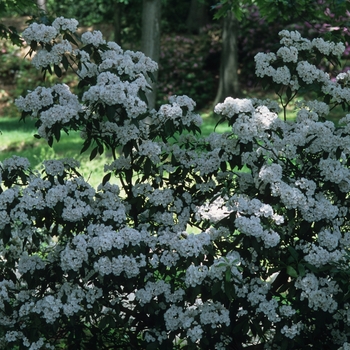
2 16 350 350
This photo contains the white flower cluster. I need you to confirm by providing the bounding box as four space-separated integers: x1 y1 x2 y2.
196 196 230 223
135 280 185 306
208 251 242 282
100 47 158 79
33 40 73 69
15 84 82 140
255 30 347 102
52 17 79 32
214 97 255 117
2 155 30 172
164 301 230 343
281 322 303 339
81 30 106 47
214 98 281 144
153 95 202 128
228 194 283 247
22 23 58 44
138 140 162 163
94 253 146 278
18 252 46 275
295 273 339 313
82 71 149 118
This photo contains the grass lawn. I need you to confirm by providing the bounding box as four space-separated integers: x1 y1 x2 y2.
0 116 114 188
0 110 235 190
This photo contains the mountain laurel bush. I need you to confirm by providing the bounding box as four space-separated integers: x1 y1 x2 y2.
1 16 350 350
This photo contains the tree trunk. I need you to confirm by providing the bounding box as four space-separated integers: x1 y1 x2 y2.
113 1 122 44
141 0 161 110
214 11 240 106
186 0 209 34
37 0 47 13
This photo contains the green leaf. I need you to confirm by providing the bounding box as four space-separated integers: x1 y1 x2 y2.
144 158 152 176
138 89 149 105
147 71 157 83
287 246 299 262
220 161 227 172
102 172 111 185
281 338 289 350
212 281 222 295
81 138 92 154
298 263 306 277
2 224 11 245
3 300 12 316
54 64 62 77
99 315 110 329
63 32 78 46
106 105 117 121
54 126 61 142
286 265 298 278
225 267 231 282
336 147 342 160
61 55 69 71
90 146 98 161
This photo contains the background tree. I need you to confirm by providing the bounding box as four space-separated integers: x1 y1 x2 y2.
186 0 209 34
214 10 240 104
141 0 161 109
